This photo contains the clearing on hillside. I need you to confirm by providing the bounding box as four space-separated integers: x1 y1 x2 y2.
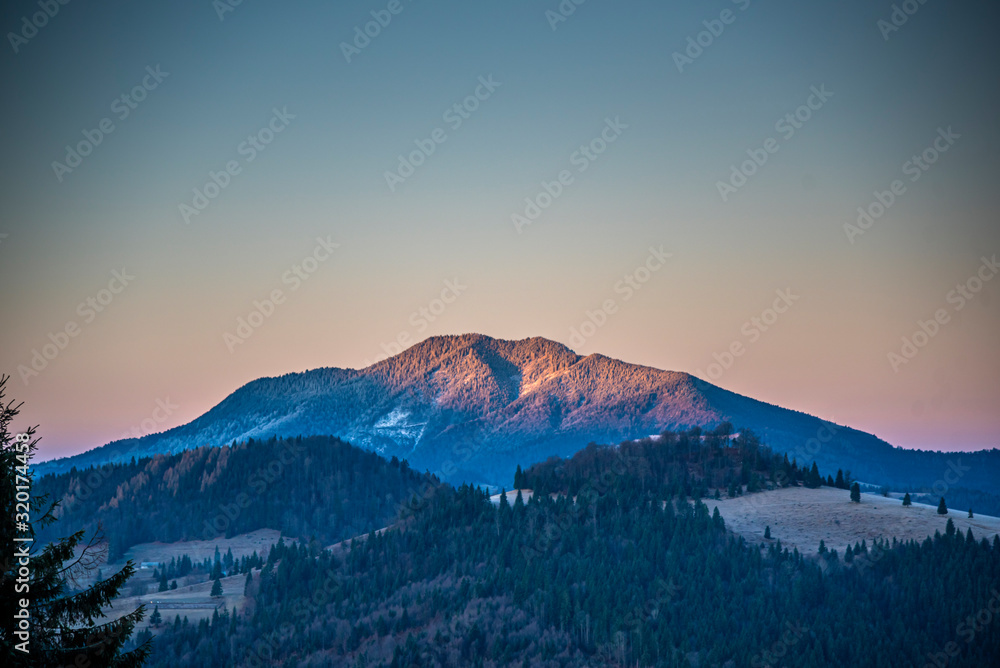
709 486 1000 556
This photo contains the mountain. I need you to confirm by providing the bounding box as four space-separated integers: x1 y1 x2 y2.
36 334 1000 494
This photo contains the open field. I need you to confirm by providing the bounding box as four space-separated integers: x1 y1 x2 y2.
109 570 250 632
708 486 1000 556
124 528 282 568
78 530 282 631
489 489 535 505
70 528 281 592
325 526 395 557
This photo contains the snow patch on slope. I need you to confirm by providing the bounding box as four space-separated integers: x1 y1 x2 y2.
373 407 428 451
375 407 410 429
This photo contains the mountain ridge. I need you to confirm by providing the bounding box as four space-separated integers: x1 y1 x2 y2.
35 334 999 495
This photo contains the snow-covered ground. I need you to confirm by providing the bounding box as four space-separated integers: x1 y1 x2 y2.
708 486 1000 556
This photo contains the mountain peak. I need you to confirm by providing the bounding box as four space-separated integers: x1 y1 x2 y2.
368 334 581 390
40 332 955 493
392 333 579 363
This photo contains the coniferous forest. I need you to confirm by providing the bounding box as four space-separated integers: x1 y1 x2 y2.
122 429 1000 667
34 436 433 560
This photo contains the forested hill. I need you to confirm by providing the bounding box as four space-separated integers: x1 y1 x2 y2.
34 435 434 559
139 444 1000 667
520 424 839 498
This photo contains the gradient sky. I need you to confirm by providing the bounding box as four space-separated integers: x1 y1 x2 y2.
1 0 998 460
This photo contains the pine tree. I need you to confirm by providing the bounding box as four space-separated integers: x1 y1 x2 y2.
514 465 525 489
764 526 771 539
149 607 162 628
211 578 223 598
902 493 912 506
170 580 177 590
850 482 861 503
0 377 150 667
158 572 168 592
968 508 973 518
835 469 846 489
937 497 948 515
806 462 822 489
513 489 524 512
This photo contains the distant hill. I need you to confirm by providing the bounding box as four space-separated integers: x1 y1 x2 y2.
36 334 1000 494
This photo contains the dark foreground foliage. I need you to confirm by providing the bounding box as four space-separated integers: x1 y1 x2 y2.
0 377 149 667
